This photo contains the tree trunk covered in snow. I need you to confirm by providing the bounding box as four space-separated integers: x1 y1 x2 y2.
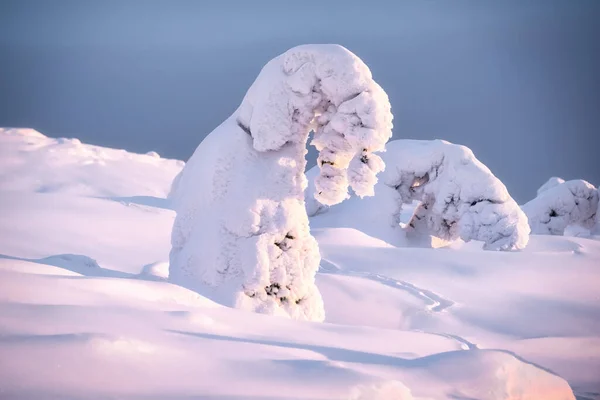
169 45 393 321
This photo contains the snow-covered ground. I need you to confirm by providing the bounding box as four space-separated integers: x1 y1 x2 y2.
0 128 598 399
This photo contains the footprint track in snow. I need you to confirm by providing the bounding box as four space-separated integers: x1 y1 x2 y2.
319 259 479 350
319 259 454 313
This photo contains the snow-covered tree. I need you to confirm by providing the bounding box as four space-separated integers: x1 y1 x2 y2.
522 179 598 235
307 139 530 251
169 45 393 321
382 140 529 250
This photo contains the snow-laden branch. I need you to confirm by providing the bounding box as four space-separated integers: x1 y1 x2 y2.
169 45 392 321
522 179 598 235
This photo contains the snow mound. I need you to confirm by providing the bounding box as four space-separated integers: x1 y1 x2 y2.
139 261 170 280
537 176 566 196
0 127 47 138
349 380 413 400
309 139 529 250
0 127 183 198
169 44 393 321
417 350 575 400
522 179 599 235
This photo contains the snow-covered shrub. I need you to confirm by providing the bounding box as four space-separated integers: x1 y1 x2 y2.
170 44 393 321
522 179 598 235
377 140 529 251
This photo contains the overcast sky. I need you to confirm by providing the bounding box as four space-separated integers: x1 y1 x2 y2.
1 0 599 202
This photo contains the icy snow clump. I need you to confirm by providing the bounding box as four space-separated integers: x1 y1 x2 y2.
169 44 393 321
522 179 598 235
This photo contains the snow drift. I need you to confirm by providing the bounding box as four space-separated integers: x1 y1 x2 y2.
308 139 530 250
523 178 599 235
0 128 183 198
169 44 393 321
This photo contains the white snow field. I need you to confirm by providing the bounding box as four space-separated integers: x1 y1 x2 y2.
1 129 599 399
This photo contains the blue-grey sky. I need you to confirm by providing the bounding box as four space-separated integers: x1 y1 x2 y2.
1 0 599 202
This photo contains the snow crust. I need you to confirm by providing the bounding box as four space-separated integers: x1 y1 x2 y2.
522 179 599 235
308 139 530 250
0 129 594 399
169 45 393 321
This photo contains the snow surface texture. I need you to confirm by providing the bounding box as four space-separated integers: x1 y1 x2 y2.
1 129 593 399
523 179 599 236
169 45 393 321
308 139 530 251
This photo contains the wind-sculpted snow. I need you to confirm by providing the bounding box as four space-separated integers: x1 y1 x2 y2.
170 45 393 321
522 179 599 235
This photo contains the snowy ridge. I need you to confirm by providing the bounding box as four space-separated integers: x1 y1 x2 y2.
0 127 183 198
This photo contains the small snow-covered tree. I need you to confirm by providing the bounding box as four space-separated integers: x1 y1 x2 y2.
306 140 529 250
170 45 393 321
522 179 598 235
380 140 529 251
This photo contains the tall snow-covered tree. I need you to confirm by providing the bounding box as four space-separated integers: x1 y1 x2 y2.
522 179 599 235
169 45 393 321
